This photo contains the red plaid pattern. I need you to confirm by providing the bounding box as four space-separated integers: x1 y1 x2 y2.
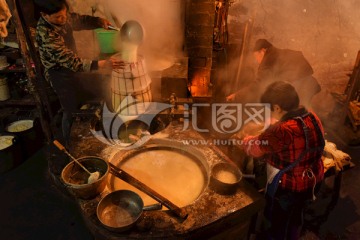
244 111 324 192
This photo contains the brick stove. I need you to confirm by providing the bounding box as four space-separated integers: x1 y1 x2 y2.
161 0 231 100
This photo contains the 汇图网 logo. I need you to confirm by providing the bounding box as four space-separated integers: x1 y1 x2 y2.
91 97 271 149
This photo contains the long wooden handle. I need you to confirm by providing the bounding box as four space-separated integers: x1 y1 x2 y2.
53 140 92 175
108 162 188 220
53 140 66 152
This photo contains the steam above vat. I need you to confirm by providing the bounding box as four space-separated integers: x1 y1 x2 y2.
100 0 185 71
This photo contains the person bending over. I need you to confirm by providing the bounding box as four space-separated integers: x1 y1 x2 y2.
240 81 325 240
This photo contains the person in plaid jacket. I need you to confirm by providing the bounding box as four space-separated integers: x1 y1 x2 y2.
241 81 325 240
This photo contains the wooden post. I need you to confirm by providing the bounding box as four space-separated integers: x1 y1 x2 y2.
234 18 254 91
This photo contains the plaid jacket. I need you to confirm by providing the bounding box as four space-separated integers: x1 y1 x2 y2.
36 13 103 80
243 108 325 192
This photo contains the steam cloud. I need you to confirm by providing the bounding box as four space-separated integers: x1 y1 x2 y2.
100 0 185 72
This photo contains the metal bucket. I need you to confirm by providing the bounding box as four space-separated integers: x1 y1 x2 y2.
0 134 24 173
4 116 44 158
110 55 152 114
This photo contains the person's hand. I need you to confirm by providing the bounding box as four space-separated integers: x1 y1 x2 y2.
241 122 265 137
226 93 235 102
98 59 125 70
97 60 110 69
100 18 112 29
109 57 125 69
232 122 264 140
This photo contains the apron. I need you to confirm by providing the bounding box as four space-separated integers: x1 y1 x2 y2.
265 112 325 199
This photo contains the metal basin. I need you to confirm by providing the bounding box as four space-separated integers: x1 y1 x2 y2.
210 162 242 195
61 157 110 199
108 139 209 208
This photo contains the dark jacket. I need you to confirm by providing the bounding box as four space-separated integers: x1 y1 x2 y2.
36 13 103 79
257 46 321 106
257 46 314 84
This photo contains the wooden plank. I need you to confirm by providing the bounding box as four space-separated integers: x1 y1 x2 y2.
0 94 37 107
342 51 360 131
9 0 53 141
344 50 360 95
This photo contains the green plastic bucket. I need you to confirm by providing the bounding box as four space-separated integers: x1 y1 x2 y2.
94 28 118 53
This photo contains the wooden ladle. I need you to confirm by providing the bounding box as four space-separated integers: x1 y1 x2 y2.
53 140 100 184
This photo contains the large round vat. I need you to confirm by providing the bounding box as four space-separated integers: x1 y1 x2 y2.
69 120 265 239
108 139 209 208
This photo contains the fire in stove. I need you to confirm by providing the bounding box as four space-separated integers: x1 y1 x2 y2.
190 73 211 97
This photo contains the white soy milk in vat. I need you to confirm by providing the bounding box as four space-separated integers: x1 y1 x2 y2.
111 149 205 207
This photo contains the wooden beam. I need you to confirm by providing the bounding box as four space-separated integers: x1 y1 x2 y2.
9 0 53 141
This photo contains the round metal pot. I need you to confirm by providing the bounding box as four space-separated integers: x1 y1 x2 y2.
4 115 44 158
97 190 161 232
209 162 243 195
61 156 109 199
0 134 23 173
